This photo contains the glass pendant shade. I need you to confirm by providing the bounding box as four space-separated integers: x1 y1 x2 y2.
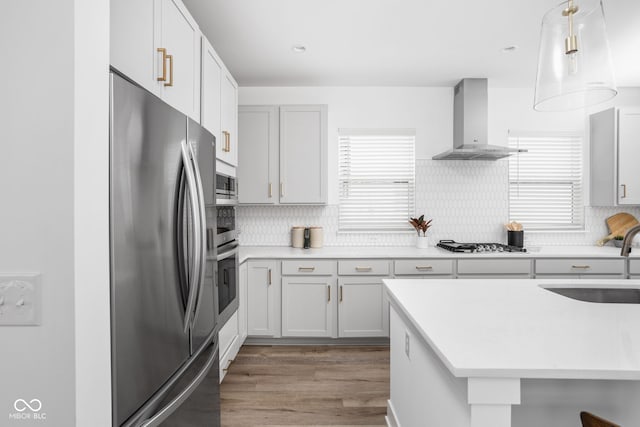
534 0 617 111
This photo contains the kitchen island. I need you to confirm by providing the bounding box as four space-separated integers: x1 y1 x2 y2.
384 278 640 427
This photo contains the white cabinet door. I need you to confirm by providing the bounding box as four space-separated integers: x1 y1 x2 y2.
338 277 389 338
618 109 640 205
219 72 238 166
201 38 222 139
282 277 334 337
110 0 158 96
158 0 200 120
238 106 279 204
279 105 327 204
247 261 277 336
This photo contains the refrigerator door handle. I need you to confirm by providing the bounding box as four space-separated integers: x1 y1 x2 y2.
180 141 202 333
187 141 208 329
137 342 219 427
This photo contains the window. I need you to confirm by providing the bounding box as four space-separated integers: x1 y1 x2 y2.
508 131 584 230
338 129 415 232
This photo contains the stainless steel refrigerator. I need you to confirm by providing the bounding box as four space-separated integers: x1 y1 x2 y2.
110 70 220 427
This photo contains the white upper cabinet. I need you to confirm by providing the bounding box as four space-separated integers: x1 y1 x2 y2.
279 105 328 204
590 107 640 206
617 109 640 205
238 105 328 205
200 39 222 141
219 73 239 166
237 106 279 204
110 0 200 120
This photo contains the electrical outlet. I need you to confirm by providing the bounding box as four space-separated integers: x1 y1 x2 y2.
405 331 410 359
0 274 41 326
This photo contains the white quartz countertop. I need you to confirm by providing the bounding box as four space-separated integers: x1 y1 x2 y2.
239 245 634 264
384 278 640 380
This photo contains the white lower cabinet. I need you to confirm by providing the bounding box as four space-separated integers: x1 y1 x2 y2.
338 277 389 338
282 277 334 337
629 259 639 276
247 260 279 337
218 311 240 382
535 258 625 278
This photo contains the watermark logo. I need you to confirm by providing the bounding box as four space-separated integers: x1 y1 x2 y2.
9 398 46 421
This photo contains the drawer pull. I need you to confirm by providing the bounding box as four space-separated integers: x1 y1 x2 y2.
355 266 372 272
298 267 315 272
415 266 433 271
571 265 591 269
268 268 272 285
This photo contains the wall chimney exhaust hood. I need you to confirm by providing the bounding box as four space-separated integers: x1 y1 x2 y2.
433 78 526 160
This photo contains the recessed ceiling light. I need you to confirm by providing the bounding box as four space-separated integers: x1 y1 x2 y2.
501 45 519 53
291 45 307 54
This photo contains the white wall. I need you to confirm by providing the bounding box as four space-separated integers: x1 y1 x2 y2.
1 1 77 425
74 0 111 426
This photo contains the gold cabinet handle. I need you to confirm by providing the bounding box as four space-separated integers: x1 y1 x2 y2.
280 182 284 197
415 266 433 271
222 131 230 152
165 54 173 87
157 48 167 82
355 266 372 272
622 184 627 198
298 267 315 272
268 268 272 285
327 285 331 302
268 182 272 198
571 265 591 269
340 285 343 302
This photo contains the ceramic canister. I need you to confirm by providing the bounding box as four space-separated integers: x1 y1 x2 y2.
291 226 305 248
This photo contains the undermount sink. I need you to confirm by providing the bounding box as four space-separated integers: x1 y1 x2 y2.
542 287 640 304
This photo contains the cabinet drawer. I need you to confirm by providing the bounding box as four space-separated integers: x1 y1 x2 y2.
394 259 453 276
338 260 390 276
457 259 531 275
282 260 336 276
535 258 625 275
630 259 640 275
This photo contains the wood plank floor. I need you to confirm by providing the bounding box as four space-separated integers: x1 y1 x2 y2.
220 345 390 427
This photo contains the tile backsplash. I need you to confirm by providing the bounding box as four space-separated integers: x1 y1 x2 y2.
237 160 640 247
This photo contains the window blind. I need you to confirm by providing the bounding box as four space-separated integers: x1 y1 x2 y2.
508 131 584 230
339 129 415 232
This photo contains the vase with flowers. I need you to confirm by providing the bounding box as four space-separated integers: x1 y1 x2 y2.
409 215 433 248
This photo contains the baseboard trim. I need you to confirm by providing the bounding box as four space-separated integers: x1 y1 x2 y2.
244 336 390 346
386 400 400 427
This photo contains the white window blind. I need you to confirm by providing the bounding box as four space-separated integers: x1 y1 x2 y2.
339 129 415 232
508 131 584 230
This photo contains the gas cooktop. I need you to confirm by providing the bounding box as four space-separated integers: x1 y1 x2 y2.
437 240 527 253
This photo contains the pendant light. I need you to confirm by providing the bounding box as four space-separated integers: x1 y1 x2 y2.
533 0 617 111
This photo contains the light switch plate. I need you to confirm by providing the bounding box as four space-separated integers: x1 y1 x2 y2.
0 274 41 326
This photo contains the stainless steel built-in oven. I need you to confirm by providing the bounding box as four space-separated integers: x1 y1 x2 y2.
216 240 239 326
215 172 239 326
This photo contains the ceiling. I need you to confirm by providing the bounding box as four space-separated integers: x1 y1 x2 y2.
183 0 640 88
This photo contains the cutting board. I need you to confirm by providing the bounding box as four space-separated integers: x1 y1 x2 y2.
596 212 639 246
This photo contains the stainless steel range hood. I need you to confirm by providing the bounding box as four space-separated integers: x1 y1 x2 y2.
433 78 525 160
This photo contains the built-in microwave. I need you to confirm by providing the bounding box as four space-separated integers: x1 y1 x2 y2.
216 172 237 205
